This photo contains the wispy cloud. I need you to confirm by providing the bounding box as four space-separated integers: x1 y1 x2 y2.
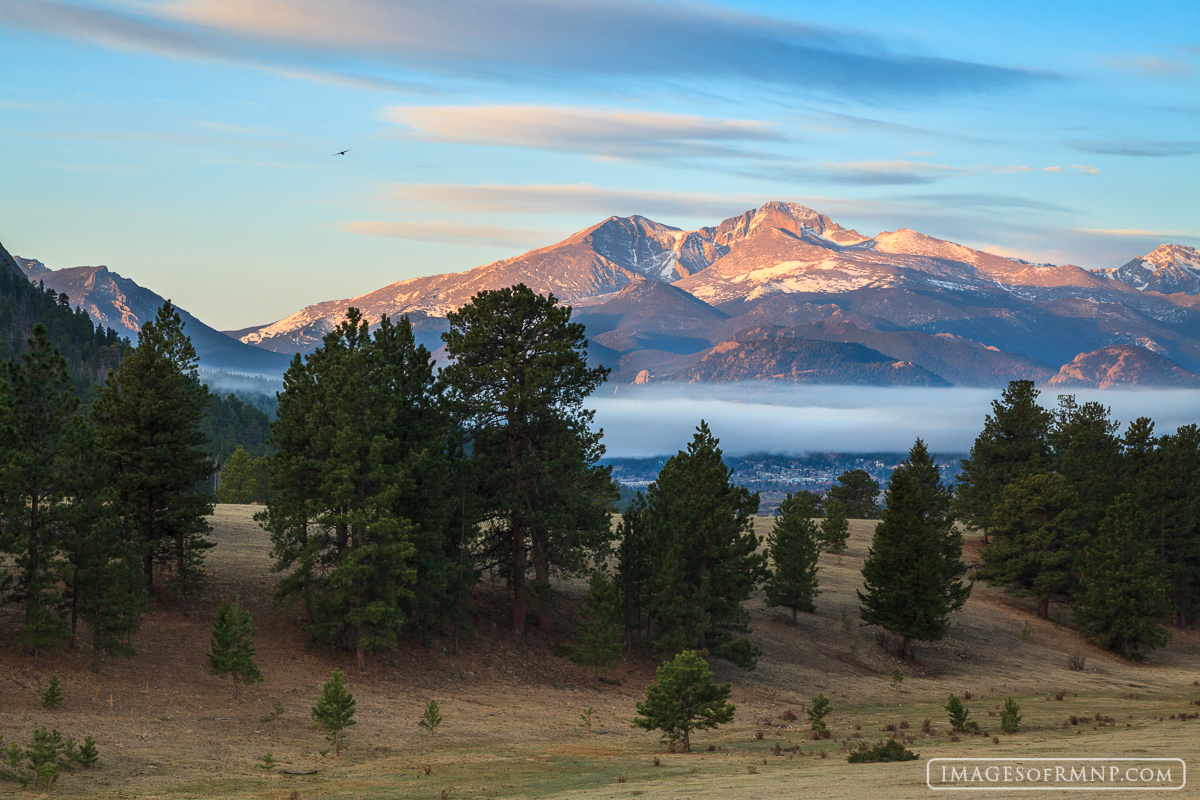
0 0 1051 97
336 220 556 249
1108 54 1196 80
384 105 782 160
387 183 767 220
1068 138 1200 157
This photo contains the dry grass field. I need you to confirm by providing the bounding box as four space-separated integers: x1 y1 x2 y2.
2 506 1198 799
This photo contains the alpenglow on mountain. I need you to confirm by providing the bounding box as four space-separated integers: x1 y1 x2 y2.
227 201 1200 388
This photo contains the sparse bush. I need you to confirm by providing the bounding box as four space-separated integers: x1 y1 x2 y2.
1068 651 1086 671
889 668 904 691
847 739 919 763
41 676 64 711
781 709 797 721
1000 697 1021 734
963 691 973 700
419 700 443 734
882 723 896 732
899 720 909 729
921 718 933 734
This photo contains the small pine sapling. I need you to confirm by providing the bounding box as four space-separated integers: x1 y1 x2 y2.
258 752 276 769
808 693 832 739
418 700 442 734
890 668 904 691
633 650 735 753
1000 697 1022 734
41 676 64 710
946 694 978 732
76 737 99 768
206 595 264 699
579 706 595 730
311 669 356 756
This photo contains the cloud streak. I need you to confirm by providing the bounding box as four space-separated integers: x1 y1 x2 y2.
1 0 1051 97
1068 138 1200 157
384 105 782 160
336 220 556 249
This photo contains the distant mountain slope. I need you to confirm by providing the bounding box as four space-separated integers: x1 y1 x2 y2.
736 321 1056 387
1094 244 1200 295
13 259 290 376
573 279 729 355
1046 345 1200 388
681 338 951 386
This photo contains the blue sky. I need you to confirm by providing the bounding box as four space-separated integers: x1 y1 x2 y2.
1 0 1197 330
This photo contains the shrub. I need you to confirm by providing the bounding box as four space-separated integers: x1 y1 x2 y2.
921 718 933 734
1068 651 1086 671
847 739 919 763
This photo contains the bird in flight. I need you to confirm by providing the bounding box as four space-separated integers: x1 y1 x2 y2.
333 149 351 156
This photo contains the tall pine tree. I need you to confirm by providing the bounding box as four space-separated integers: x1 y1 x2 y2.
615 491 653 650
954 380 1053 540
764 491 821 623
1 324 77 665
441 285 614 634
827 470 880 519
91 301 213 611
643 422 766 669
859 439 971 659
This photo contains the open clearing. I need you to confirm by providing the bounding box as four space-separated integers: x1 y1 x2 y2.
2 505 1198 799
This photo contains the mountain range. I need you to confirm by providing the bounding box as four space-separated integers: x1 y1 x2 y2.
9 201 1200 388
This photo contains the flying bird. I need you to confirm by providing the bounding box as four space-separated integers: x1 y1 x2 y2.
333 149 351 156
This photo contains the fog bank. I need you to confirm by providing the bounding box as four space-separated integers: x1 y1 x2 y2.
588 384 1200 458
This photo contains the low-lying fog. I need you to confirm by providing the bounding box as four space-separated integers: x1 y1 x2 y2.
589 384 1200 458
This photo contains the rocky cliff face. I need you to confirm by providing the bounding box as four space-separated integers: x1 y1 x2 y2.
1046 344 1200 388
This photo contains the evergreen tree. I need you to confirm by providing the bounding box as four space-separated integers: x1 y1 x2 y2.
764 491 821 623
1050 396 1122 555
615 491 652 650
311 668 356 756
954 380 1053 539
216 446 258 504
262 310 464 671
807 693 832 739
207 595 264 698
40 676 63 710
632 650 735 753
827 470 880 519
945 694 976 732
819 497 850 554
91 301 213 611
1000 697 1021 734
858 439 971 659
977 472 1078 618
566 570 624 689
441 284 615 634
1073 496 1172 660
1 324 77 665
643 422 766 669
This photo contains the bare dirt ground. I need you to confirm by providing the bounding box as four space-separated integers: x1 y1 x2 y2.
2 507 1198 799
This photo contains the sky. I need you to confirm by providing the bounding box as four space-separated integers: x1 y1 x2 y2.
1 0 1198 331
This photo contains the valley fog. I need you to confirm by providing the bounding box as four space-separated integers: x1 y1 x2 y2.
588 383 1200 458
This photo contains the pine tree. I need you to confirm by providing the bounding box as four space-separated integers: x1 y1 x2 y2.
643 422 766 669
1 324 76 665
633 650 735 753
311 668 356 756
827 469 880 519
858 439 971 659
977 472 1078 618
91 301 213 611
819 497 850 554
764 491 820 623
1073 496 1172 660
216 446 258 504
567 570 624 689
441 285 615 634
615 491 652 650
945 694 976 732
807 693 832 739
262 310 463 672
1050 396 1122 557
1000 697 1021 733
417 699 442 734
954 380 1053 539
40 676 63 710
207 595 264 698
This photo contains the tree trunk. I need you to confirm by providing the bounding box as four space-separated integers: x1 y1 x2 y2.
682 729 690 753
792 607 797 625
530 528 551 630
901 635 912 659
512 521 526 635
92 631 101 674
1038 598 1049 619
